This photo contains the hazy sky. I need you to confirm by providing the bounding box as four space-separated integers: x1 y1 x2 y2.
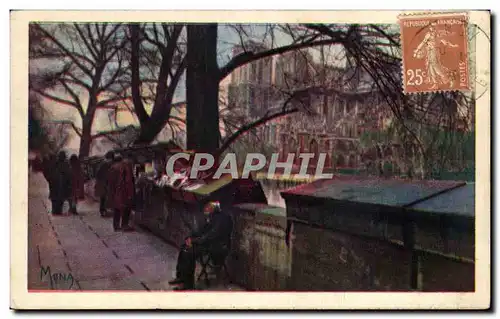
33 23 346 154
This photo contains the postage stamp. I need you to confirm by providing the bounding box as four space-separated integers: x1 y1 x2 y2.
399 12 470 94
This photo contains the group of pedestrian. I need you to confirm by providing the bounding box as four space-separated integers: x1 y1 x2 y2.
39 149 235 290
41 151 85 215
94 151 136 232
40 149 136 233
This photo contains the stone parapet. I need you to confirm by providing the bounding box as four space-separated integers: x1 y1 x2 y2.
281 177 474 291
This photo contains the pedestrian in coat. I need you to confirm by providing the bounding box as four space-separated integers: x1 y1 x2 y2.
41 154 56 201
123 153 137 209
107 154 135 231
94 151 114 217
50 151 73 215
69 155 85 215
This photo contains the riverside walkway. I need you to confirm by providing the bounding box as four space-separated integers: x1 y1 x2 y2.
27 171 242 291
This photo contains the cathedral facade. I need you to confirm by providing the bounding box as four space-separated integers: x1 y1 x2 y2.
227 45 392 172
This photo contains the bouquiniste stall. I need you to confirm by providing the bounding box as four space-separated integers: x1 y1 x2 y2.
133 149 268 249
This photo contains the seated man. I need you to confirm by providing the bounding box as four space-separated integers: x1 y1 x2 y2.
169 201 233 290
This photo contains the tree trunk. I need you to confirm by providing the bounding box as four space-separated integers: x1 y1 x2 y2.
133 115 169 146
78 102 97 158
134 127 158 146
186 24 219 153
79 131 92 158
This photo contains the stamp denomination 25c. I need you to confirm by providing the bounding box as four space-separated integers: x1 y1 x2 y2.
399 12 470 94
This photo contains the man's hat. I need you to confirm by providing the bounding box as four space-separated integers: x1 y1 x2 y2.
203 201 221 214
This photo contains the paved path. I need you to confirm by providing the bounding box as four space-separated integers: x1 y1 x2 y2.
28 171 242 291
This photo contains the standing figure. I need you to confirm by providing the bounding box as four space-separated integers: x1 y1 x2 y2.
50 151 73 215
41 154 56 203
169 201 233 290
413 22 459 90
107 154 135 232
69 155 85 215
123 153 137 213
94 151 114 217
152 151 166 178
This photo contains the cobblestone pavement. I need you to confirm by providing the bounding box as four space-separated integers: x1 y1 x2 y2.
28 171 243 291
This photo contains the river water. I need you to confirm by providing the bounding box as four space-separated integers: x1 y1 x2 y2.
257 178 311 208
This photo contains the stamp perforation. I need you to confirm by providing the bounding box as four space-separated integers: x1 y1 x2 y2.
398 11 471 95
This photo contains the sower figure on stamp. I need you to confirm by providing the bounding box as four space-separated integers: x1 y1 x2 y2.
94 151 114 217
169 201 233 290
107 154 135 232
413 21 459 90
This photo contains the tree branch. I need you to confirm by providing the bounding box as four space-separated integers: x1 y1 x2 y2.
216 88 310 156
154 56 186 119
99 57 126 93
129 23 150 126
34 24 94 79
152 24 183 114
102 23 122 46
62 71 92 91
91 125 138 140
219 36 345 81
59 79 84 117
73 23 99 61
143 23 165 51
104 35 128 64
34 89 84 116
49 120 82 137
97 95 132 107
94 23 103 42
367 24 400 47
85 24 101 56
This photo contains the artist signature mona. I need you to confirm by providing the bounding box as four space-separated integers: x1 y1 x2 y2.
40 265 75 289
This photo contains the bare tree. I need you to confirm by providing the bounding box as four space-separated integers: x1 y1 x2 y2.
29 92 71 154
185 23 353 154
208 23 477 181
122 23 375 154
128 23 187 145
29 25 71 154
29 23 129 157
29 90 72 155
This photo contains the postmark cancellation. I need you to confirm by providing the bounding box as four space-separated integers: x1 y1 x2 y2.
399 12 470 94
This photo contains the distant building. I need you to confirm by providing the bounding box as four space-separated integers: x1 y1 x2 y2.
226 44 392 171
274 49 314 90
228 42 274 118
267 78 391 170
226 44 473 175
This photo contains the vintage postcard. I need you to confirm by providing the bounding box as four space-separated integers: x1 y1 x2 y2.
11 10 490 310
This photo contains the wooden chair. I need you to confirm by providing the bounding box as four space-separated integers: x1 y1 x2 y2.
197 251 230 288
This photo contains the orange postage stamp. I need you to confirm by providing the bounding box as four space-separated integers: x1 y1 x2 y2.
399 12 470 94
